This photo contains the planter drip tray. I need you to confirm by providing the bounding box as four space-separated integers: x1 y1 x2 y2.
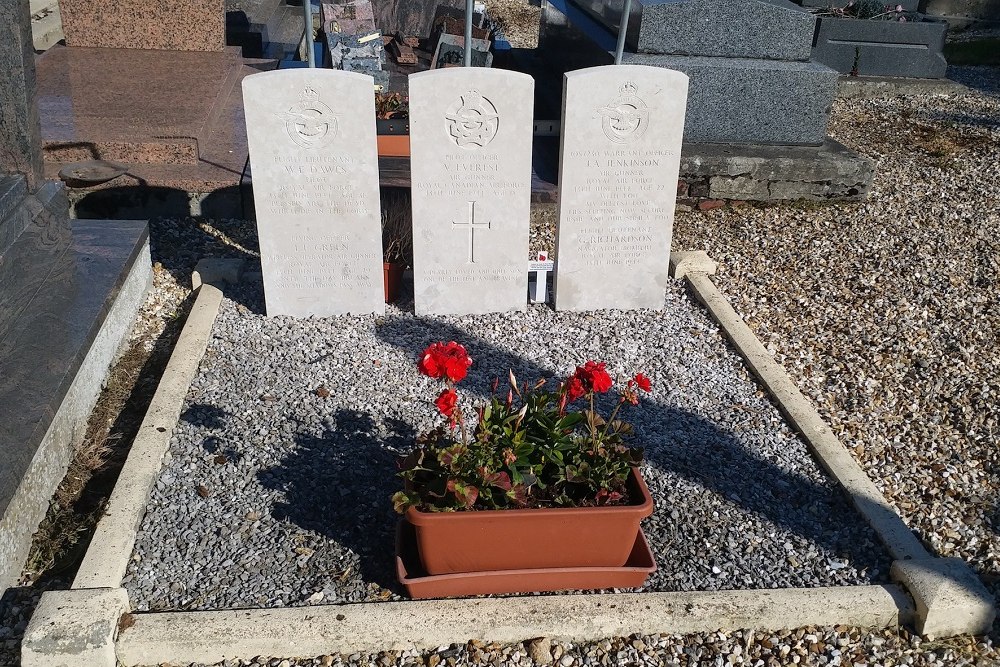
395 521 656 599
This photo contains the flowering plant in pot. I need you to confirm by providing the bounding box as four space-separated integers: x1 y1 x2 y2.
392 341 654 575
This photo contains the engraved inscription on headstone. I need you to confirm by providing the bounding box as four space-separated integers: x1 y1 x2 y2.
243 69 384 317
554 65 688 312
409 68 533 315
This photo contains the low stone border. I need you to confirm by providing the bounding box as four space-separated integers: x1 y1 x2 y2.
674 251 995 639
21 255 995 666
73 279 226 590
117 586 912 666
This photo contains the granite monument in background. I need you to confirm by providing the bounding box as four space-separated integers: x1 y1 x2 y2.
537 0 838 146
554 65 688 311
59 0 226 51
243 69 385 317
0 0 151 595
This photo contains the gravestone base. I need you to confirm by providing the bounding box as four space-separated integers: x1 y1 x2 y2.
525 139 874 203
621 54 836 145
0 176 151 594
677 139 874 202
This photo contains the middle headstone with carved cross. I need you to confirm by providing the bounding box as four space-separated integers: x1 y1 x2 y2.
409 68 533 315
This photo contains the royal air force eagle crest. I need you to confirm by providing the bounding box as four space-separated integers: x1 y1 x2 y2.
444 90 499 149
598 82 649 144
278 86 338 149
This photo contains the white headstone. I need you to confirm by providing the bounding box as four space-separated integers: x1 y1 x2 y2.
554 65 688 312
242 69 384 317
409 68 534 315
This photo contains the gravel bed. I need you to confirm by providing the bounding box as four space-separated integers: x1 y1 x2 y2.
123 276 888 611
672 64 1000 619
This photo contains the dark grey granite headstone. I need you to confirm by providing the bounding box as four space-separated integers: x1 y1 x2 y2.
624 53 837 144
578 0 816 60
812 16 948 78
0 0 153 596
537 0 837 145
0 176 29 241
0 0 44 190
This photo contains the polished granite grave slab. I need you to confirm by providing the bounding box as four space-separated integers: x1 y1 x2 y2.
0 215 149 520
35 45 274 192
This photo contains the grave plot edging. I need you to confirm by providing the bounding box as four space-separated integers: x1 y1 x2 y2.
73 280 228 590
51 254 983 666
677 259 997 637
677 264 930 563
115 585 912 666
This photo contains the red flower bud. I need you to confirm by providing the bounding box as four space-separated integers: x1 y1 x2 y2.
633 373 652 392
434 388 458 418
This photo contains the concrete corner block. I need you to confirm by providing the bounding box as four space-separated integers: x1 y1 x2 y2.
192 257 245 290
890 557 996 638
669 251 718 280
22 587 130 667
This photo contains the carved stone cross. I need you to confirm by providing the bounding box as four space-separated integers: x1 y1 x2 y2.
451 200 491 264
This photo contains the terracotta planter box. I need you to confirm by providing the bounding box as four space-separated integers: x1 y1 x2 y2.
376 118 409 157
405 467 654 575
396 521 656 598
812 16 948 79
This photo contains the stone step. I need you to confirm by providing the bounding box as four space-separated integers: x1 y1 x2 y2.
42 138 201 165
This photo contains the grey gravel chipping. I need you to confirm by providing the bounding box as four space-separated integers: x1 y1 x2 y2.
123 274 889 611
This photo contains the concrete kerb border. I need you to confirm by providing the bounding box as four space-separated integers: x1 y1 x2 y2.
116 586 912 666
22 254 988 666
22 267 235 667
835 75 970 99
674 251 995 638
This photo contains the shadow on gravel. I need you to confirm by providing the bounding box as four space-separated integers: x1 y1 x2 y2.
363 316 889 581
181 403 245 464
257 410 416 592
948 65 1000 98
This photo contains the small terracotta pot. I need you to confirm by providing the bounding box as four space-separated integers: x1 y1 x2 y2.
383 262 404 303
377 134 410 158
405 467 654 575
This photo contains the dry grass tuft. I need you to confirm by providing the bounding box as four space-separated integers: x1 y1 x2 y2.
382 188 413 266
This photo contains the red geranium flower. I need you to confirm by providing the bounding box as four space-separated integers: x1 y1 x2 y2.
434 388 458 418
565 376 586 401
574 360 613 394
633 373 652 392
418 341 473 382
